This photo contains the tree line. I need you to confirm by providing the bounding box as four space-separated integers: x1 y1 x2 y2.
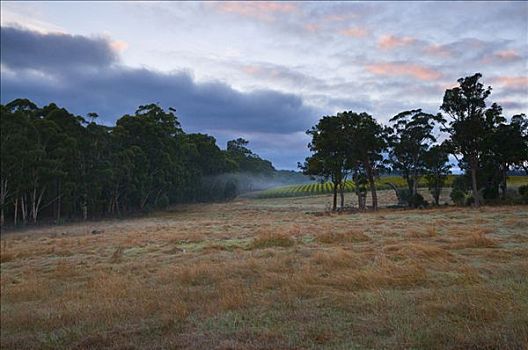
0 101 276 226
301 73 528 211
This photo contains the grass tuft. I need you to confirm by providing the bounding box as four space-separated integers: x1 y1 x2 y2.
250 231 295 249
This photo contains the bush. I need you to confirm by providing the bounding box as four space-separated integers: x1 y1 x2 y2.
156 194 170 208
400 190 428 208
450 175 472 206
519 185 528 204
410 193 428 208
450 188 465 206
223 180 238 201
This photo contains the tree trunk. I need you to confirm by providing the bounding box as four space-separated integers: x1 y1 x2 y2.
364 160 377 210
82 196 88 221
412 174 418 198
0 178 7 227
31 187 37 223
470 163 480 208
13 197 18 226
405 175 413 196
56 179 61 223
31 187 45 224
500 166 507 200
339 183 345 209
332 182 338 211
357 191 366 210
21 195 27 225
433 180 440 206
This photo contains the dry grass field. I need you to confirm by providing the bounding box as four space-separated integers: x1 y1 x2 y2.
1 190 527 349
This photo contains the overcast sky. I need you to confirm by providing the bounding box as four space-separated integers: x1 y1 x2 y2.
1 1 527 169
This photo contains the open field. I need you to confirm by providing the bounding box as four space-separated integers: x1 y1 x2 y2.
257 175 528 198
1 191 528 349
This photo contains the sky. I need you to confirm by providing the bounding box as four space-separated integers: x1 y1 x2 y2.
1 1 527 170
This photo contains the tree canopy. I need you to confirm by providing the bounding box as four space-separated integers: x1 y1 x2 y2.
0 100 280 226
303 73 527 210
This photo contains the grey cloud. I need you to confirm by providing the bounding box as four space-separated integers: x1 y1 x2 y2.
0 26 118 70
0 26 320 172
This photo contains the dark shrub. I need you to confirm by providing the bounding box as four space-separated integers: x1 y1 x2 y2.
519 185 528 204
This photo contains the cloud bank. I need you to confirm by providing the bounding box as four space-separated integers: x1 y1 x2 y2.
1 26 319 168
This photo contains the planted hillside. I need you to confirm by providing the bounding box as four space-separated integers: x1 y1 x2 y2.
258 176 455 198
257 175 528 199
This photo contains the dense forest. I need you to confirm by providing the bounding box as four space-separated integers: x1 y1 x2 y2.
301 73 528 210
0 101 287 226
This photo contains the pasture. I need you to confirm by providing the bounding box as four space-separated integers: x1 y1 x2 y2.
1 191 527 349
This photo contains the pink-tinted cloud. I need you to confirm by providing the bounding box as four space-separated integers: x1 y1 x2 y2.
378 35 416 50
340 27 368 38
304 23 321 33
324 13 358 22
495 50 521 61
242 65 262 75
366 63 442 81
482 49 523 64
109 39 128 53
423 44 452 58
493 76 528 88
213 2 297 21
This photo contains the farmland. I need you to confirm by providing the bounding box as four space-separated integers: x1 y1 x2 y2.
257 175 528 199
1 191 527 349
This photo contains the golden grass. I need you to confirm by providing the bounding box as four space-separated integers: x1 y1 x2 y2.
249 230 295 249
316 229 370 244
1 192 527 349
449 228 498 249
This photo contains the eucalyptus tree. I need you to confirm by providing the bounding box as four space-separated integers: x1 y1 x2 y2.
341 111 387 210
226 138 275 175
301 115 348 211
112 104 184 211
423 144 451 206
0 102 38 226
440 73 495 207
387 109 445 207
483 113 528 199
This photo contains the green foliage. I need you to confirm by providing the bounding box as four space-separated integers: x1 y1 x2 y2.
223 180 238 201
226 138 275 175
519 185 528 204
423 145 451 206
450 176 472 206
300 111 387 210
401 191 428 208
440 73 513 207
387 109 446 207
0 99 277 225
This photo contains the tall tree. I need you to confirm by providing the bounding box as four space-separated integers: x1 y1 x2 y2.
300 115 348 211
112 104 184 210
226 138 275 175
423 145 451 206
483 113 528 199
388 109 445 207
341 111 387 210
440 73 495 207
0 102 38 226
